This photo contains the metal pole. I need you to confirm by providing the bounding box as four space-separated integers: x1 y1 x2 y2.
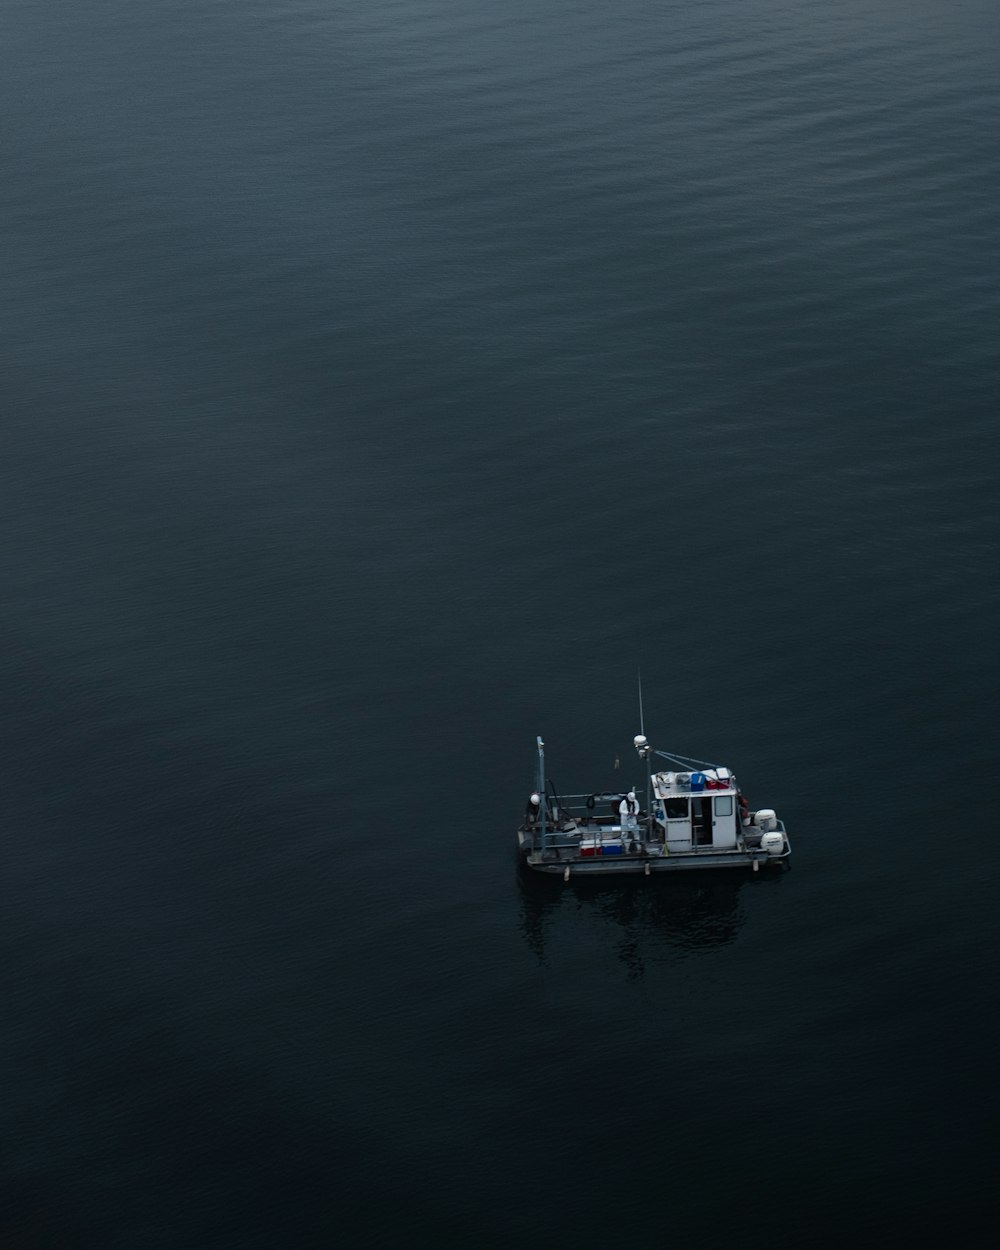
638 670 652 843
536 736 545 854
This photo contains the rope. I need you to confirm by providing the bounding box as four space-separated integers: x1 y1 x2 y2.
652 749 725 771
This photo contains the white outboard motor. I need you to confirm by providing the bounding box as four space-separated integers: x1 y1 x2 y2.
757 808 783 856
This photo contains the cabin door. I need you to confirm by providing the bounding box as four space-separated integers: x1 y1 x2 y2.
693 796 713 846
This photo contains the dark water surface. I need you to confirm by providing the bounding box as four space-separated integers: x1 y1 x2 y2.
3 2 999 1245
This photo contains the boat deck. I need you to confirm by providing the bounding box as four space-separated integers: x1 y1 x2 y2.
518 820 790 875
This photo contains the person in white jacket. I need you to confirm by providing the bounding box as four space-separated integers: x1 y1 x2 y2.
619 790 639 833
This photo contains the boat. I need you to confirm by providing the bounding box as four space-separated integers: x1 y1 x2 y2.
517 732 790 877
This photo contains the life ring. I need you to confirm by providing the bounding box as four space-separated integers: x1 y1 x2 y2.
586 794 596 810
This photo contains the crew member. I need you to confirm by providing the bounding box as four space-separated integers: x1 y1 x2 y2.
619 790 639 834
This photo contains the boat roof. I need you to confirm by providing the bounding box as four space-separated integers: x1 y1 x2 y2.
652 768 736 799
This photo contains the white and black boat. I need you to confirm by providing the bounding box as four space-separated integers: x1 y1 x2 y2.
517 732 790 877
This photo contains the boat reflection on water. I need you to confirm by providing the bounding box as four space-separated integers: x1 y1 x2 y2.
517 859 788 978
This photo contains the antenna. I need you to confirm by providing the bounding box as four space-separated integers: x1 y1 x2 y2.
633 670 650 759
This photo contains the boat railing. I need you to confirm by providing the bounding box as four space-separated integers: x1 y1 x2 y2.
546 791 642 814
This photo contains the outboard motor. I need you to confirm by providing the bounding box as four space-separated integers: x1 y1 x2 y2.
756 809 783 856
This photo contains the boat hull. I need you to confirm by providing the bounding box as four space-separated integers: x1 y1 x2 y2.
518 829 791 875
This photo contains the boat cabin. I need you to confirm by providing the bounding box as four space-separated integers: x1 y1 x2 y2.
652 769 739 853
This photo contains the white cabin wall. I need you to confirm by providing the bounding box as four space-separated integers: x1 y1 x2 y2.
665 819 692 853
711 794 738 849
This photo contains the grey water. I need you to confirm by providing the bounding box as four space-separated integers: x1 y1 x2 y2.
2 1 999 1245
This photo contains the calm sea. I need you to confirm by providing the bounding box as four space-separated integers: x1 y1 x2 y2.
2 2 999 1246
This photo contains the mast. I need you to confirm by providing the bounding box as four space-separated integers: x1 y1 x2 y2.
634 672 653 839
536 735 545 853
638 670 652 834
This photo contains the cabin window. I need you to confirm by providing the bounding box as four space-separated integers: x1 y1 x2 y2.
714 796 733 817
664 797 689 819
